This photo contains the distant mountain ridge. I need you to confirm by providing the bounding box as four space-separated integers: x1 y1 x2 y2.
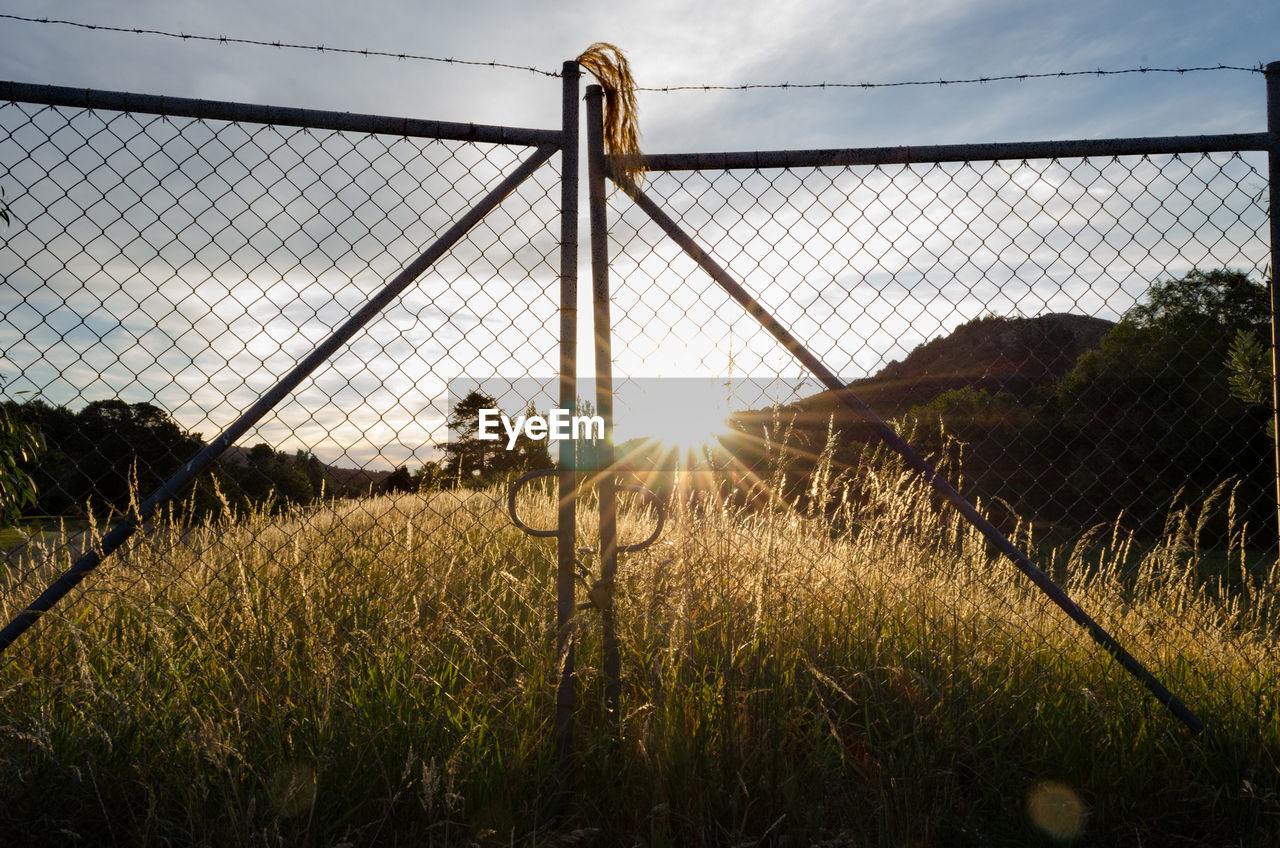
875 312 1114 385
792 312 1115 420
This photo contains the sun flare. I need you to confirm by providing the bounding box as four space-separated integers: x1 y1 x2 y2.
613 382 735 453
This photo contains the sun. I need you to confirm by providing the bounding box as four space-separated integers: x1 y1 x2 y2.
612 381 735 453
631 401 730 451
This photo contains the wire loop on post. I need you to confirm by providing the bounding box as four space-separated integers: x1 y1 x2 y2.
506 469 667 553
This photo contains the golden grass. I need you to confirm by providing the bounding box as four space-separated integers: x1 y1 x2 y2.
0 465 1277 844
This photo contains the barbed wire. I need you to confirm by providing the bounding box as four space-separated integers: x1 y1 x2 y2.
0 12 562 78
636 64 1264 92
0 12 1266 93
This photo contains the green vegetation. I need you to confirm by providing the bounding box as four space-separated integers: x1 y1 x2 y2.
2 267 1277 843
1 389 556 544
434 390 553 488
1228 326 1277 439
0 394 41 526
9 398 210 517
900 269 1273 542
1053 269 1270 531
0 456 1277 845
710 269 1274 550
1 398 403 524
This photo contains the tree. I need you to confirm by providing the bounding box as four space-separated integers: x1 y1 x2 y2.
381 465 413 494
2 395 341 519
219 443 324 510
0 395 42 526
502 402 554 475
56 399 205 515
13 398 222 518
411 460 444 491
1227 326 1276 438
8 399 78 516
437 392 555 487
439 390 506 485
1127 268 1268 332
1055 268 1271 534
299 449 326 496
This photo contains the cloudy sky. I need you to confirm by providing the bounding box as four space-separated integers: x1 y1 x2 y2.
0 0 1275 153
1 1 1277 469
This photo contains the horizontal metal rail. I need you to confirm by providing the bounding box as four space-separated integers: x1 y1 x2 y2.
0 80 562 147
636 132 1273 171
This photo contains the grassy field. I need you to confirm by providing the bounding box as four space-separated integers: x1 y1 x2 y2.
0 466 1277 846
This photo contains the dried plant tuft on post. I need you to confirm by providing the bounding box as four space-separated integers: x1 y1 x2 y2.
576 42 644 185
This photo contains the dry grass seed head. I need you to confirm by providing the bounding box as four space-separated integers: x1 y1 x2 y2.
576 42 644 185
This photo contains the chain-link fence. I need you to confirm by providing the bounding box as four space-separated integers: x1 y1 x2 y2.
2 67 1280 842
0 84 581 835
609 151 1272 536
599 134 1273 744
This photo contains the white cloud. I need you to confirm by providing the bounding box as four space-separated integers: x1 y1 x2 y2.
1 0 1276 468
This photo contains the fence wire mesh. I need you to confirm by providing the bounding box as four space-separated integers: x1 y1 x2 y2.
602 150 1272 747
0 99 570 798
3 76 1280 842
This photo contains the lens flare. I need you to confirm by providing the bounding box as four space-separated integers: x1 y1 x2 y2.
1027 780 1086 839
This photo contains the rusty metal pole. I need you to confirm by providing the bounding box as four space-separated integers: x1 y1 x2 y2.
1265 61 1280 548
555 59 580 782
585 85 621 716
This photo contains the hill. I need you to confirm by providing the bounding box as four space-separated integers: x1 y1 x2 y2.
738 312 1114 427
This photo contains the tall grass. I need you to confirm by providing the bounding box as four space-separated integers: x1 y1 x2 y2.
0 465 1277 845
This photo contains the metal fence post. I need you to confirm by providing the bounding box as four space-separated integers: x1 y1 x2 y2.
555 59 580 782
1265 60 1280 547
585 85 621 716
